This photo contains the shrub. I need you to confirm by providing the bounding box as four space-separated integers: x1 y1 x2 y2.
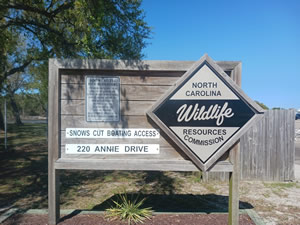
105 193 153 225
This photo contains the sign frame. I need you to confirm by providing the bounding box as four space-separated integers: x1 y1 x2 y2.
48 57 263 225
147 54 264 171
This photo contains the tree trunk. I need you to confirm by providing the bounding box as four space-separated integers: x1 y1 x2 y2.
0 107 4 130
8 94 23 125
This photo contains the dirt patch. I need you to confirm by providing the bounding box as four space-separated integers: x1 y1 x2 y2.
2 213 255 225
238 182 300 225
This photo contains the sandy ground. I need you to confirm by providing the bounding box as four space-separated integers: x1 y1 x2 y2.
181 179 300 225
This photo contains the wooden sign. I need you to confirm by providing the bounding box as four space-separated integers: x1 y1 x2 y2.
48 57 264 225
147 54 263 171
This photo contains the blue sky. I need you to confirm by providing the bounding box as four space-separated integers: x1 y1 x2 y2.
141 0 300 109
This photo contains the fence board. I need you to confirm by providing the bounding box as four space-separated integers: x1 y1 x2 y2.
238 109 295 181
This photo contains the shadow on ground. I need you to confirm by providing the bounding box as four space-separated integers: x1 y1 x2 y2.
1 124 253 217
92 193 253 213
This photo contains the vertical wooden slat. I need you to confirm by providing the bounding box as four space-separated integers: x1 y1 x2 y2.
286 109 292 181
285 110 290 180
267 111 273 181
253 119 258 180
275 110 280 181
271 110 277 181
270 110 276 181
256 118 262 179
288 109 295 180
249 126 254 179
260 116 265 179
260 116 266 180
280 110 285 181
263 111 268 181
253 123 258 179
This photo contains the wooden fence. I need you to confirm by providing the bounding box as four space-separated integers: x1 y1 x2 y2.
203 109 295 181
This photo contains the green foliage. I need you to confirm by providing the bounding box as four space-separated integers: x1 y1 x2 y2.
272 107 284 110
106 193 153 225
0 0 151 117
1 0 151 62
263 182 299 189
255 100 269 110
27 61 48 112
0 93 45 119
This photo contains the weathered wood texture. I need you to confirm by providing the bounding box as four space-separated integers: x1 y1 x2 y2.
240 109 295 181
57 59 245 173
59 64 236 164
49 59 242 225
48 60 61 225
55 158 234 172
55 59 294 181
228 143 240 225
59 70 186 162
204 109 295 181
57 61 239 172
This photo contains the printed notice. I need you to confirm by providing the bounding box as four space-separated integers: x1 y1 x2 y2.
65 144 160 154
86 76 120 122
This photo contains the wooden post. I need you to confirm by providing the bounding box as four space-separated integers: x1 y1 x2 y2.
228 142 240 225
48 59 60 225
228 62 241 225
48 168 60 225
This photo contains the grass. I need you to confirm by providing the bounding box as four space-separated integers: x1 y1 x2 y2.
0 124 48 209
263 182 299 189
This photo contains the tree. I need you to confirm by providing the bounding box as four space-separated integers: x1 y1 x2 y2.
3 72 29 125
255 101 269 110
27 62 48 114
0 0 151 128
272 107 284 110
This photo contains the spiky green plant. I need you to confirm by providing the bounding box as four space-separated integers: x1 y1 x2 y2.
105 194 153 225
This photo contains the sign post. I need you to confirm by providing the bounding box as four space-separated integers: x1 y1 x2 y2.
48 55 263 225
229 143 240 225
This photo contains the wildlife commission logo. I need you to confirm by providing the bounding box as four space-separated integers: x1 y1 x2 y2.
147 55 260 169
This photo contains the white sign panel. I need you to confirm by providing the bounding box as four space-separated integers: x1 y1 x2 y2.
66 128 160 139
170 126 238 162
65 144 160 154
171 64 239 100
